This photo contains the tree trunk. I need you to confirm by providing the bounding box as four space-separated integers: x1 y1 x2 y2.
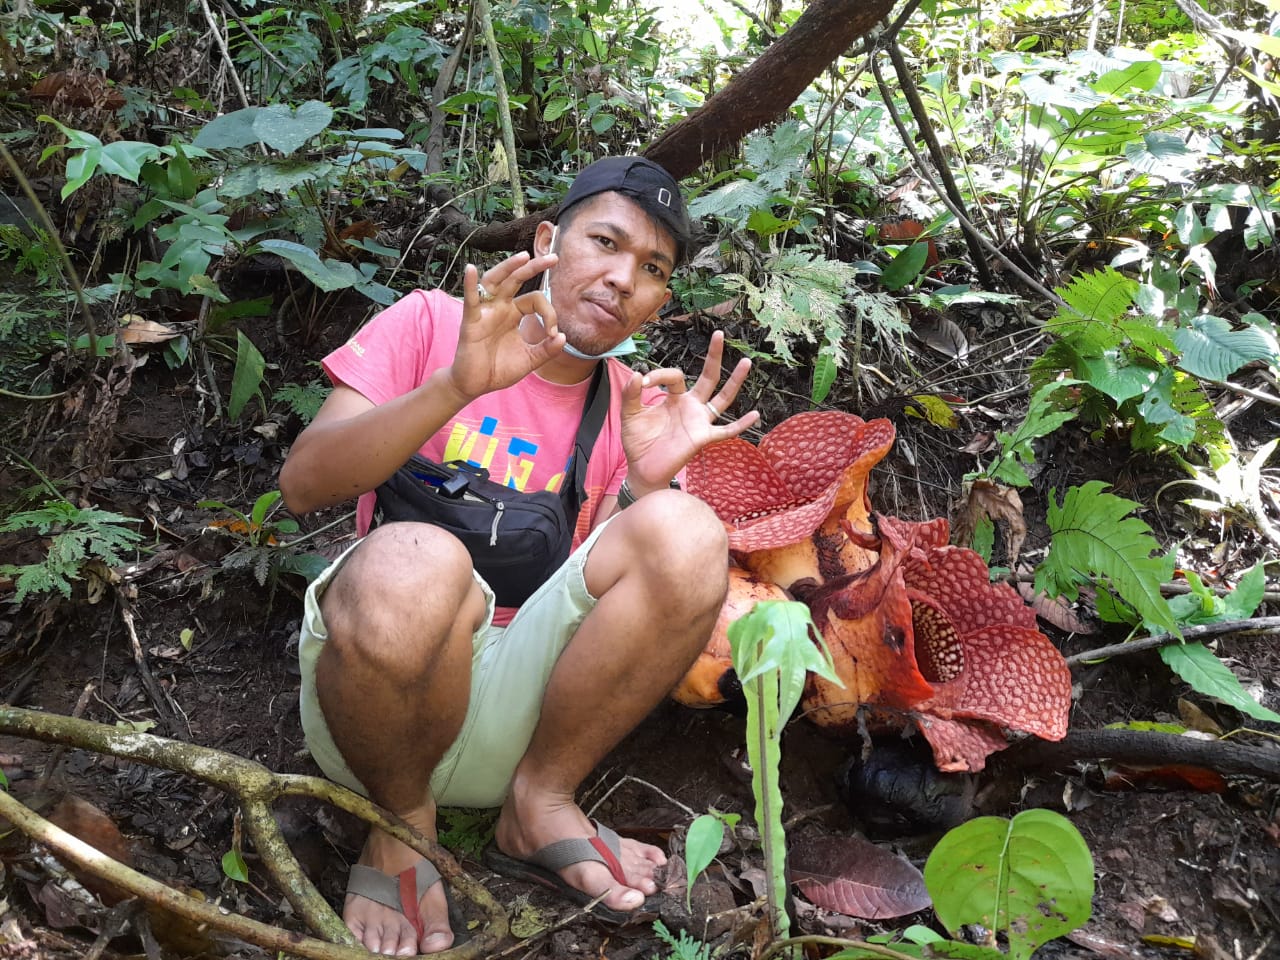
457 0 898 253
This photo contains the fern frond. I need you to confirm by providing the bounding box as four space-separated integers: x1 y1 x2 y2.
1049 267 1138 340
724 249 860 367
0 501 143 602
1035 481 1177 635
1128 368 1223 451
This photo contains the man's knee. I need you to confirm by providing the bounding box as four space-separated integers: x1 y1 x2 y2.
320 522 479 668
622 490 729 609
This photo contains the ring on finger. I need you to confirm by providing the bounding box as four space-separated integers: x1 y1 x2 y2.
476 281 496 303
706 401 721 420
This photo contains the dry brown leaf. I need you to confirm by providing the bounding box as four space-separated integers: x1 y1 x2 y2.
955 479 1027 566
911 313 968 360
790 834 930 920
119 317 180 346
1014 581 1098 635
1177 698 1225 736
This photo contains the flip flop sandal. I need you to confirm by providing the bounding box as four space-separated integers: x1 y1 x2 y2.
347 859 469 945
483 820 659 925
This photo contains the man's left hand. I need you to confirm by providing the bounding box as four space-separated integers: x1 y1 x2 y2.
619 331 759 494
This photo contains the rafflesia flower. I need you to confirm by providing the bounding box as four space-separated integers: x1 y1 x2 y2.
683 411 897 592
679 412 1073 772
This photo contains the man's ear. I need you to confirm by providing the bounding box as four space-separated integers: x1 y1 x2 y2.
533 220 556 257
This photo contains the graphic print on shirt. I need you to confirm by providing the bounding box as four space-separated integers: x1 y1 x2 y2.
443 418 568 493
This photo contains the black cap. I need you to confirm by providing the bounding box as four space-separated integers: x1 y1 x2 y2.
559 156 691 264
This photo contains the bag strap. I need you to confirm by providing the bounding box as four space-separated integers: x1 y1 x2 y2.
564 361 610 516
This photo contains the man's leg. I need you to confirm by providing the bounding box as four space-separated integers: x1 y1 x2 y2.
494 490 728 913
314 522 488 956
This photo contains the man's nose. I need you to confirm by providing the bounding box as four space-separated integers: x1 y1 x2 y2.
602 256 636 296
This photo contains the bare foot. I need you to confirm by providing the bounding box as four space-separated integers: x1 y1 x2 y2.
345 802 453 956
494 776 665 916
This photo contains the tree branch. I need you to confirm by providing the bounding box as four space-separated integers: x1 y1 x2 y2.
1066 616 1280 666
0 706 507 958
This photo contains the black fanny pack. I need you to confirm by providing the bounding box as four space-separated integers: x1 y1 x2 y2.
372 365 609 607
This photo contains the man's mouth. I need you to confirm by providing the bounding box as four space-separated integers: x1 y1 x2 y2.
584 296 622 324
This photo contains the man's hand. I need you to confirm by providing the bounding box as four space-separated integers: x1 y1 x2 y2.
619 331 759 493
446 252 566 401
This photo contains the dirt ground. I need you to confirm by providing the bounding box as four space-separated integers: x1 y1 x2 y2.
2 301 1279 960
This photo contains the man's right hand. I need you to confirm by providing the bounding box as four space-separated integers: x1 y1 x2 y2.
446 252 565 402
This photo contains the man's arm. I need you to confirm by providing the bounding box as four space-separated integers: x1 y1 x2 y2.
278 371 472 515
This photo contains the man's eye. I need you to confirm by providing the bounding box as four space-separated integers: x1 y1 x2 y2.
595 236 616 249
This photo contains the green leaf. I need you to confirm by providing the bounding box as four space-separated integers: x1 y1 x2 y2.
254 100 333 155
194 106 261 149
221 160 334 199
194 101 332 155
590 112 616 134
925 810 1093 960
810 352 837 406
1093 59 1161 95
250 490 282 529
1160 643 1280 723
1035 481 1177 635
543 96 571 122
179 627 194 651
683 814 725 909
1221 565 1265 621
1174 315 1278 381
221 849 249 882
257 239 362 292
227 330 266 421
279 552 332 583
880 242 929 291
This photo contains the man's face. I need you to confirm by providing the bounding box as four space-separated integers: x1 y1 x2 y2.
535 191 675 357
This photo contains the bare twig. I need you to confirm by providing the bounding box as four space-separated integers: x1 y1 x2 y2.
585 774 698 819
882 36 995 288
1066 616 1280 666
117 597 182 737
1208 377 1280 408
0 705 508 958
0 386 69 400
196 0 250 109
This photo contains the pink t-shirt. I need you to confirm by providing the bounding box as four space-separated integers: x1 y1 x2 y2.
322 288 645 624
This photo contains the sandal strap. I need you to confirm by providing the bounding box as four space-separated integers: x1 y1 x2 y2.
526 820 627 886
347 859 441 939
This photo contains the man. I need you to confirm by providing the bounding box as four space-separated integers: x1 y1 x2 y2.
279 156 758 956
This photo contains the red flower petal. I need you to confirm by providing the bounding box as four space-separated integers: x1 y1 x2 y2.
902 546 1038 634
911 714 1011 772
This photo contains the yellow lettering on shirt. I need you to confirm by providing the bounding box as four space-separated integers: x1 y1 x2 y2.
505 459 534 491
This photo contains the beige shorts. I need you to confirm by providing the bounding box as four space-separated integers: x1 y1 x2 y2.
297 520 611 809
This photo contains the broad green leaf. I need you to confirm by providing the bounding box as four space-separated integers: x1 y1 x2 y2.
880 242 929 291
683 814 724 909
253 100 333 155
1093 59 1161 95
221 160 334 198
1160 642 1280 723
257 239 361 292
97 140 161 182
179 627 194 651
194 106 261 149
1078 351 1158 404
167 146 198 200
590 112 616 134
1124 133 1194 181
221 849 249 882
925 810 1093 960
1174 315 1278 381
228 331 266 422
1036 481 1178 635
543 97 571 122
